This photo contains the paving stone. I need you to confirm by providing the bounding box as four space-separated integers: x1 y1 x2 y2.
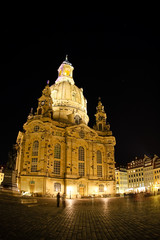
1 192 160 239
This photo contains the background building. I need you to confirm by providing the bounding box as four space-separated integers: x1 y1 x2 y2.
143 155 154 192
127 157 145 192
0 167 4 185
153 155 160 192
115 167 128 194
15 57 116 198
127 155 160 193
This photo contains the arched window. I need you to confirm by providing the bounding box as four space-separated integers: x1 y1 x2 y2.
97 150 102 164
38 108 42 115
54 182 61 192
99 124 102 131
75 115 81 125
32 141 39 156
54 144 61 159
78 146 85 161
78 146 85 176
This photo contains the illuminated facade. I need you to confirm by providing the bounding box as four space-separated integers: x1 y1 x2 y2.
0 167 4 185
127 157 145 192
153 155 160 191
15 57 116 198
115 167 128 194
127 155 160 193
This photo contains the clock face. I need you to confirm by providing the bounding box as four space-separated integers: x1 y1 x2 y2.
98 116 103 121
41 101 45 106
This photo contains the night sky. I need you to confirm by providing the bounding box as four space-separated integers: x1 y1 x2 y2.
1 14 160 166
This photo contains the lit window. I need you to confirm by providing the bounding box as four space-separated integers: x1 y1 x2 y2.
34 125 39 132
54 144 61 159
32 141 39 156
54 161 60 174
78 146 85 161
54 183 61 192
78 162 85 176
97 165 102 177
99 184 104 192
97 150 102 163
31 158 38 172
78 147 85 176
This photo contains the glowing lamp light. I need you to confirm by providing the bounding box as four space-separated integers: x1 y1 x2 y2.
95 187 98 193
67 186 73 199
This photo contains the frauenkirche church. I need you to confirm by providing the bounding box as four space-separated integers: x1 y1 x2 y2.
15 57 116 198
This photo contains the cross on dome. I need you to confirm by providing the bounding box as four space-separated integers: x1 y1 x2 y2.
63 55 72 66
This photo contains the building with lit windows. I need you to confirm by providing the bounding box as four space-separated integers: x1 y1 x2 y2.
127 155 160 193
143 155 154 192
127 157 145 192
15 57 116 198
153 155 160 192
0 167 4 185
115 167 128 194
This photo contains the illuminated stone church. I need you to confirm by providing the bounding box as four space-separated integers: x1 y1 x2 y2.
15 57 116 198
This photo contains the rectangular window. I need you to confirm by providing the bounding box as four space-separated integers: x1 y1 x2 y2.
31 158 38 172
97 165 102 177
79 162 85 176
54 161 60 174
99 184 104 192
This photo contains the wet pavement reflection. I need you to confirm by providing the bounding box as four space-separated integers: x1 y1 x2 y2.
0 193 160 239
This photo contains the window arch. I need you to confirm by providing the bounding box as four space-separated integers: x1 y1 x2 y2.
32 141 39 156
78 146 85 161
54 144 61 159
97 150 102 164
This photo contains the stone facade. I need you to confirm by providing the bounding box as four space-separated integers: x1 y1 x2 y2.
15 57 116 198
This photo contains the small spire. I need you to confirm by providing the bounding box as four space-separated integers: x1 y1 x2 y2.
47 80 50 85
62 54 72 66
98 97 101 102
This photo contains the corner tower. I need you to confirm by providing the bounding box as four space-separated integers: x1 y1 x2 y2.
50 56 89 125
94 98 112 136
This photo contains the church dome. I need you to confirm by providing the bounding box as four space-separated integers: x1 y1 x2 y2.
50 57 89 125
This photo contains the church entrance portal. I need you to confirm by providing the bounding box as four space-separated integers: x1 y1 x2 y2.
30 181 35 193
79 184 85 196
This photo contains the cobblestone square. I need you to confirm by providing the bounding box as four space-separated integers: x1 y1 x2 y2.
0 192 160 240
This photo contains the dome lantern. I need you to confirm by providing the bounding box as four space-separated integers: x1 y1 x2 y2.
56 55 74 85
50 57 89 125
